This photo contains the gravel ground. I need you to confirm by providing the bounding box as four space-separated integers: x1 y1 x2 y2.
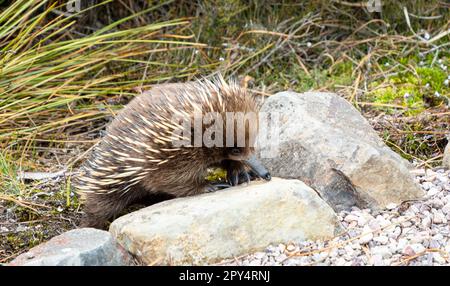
220 168 450 266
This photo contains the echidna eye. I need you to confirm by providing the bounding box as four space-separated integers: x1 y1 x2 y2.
230 148 241 155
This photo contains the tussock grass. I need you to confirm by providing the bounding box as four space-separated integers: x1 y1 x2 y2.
0 0 204 166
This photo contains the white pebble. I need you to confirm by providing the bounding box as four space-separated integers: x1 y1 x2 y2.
344 245 355 256
357 216 368 226
388 226 402 239
433 211 447 224
286 244 296 252
335 257 346 266
432 252 446 264
442 203 450 215
253 252 265 259
427 187 439 196
422 182 434 191
410 243 426 254
371 246 392 258
359 225 374 244
421 216 432 228
344 214 359 222
248 260 261 266
396 238 408 252
386 203 397 210
373 235 389 245
370 254 384 266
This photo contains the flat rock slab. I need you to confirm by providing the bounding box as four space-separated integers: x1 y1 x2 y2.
257 91 424 211
9 228 134 266
110 178 341 265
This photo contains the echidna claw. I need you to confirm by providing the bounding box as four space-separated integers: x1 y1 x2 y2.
227 169 251 186
206 183 231 193
243 171 251 185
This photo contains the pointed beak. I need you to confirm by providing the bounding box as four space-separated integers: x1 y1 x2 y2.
244 155 271 181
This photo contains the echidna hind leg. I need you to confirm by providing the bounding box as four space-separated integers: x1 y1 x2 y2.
81 188 147 229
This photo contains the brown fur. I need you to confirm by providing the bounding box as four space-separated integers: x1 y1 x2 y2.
74 76 258 229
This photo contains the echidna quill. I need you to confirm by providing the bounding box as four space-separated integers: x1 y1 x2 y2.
74 75 271 229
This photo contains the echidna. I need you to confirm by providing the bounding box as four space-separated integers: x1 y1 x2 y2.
74 75 271 229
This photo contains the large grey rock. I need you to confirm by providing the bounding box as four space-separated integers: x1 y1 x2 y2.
110 178 341 265
444 141 450 169
8 228 134 266
257 91 424 212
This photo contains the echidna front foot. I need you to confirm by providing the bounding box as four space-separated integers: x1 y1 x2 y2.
223 160 251 186
222 156 272 186
205 183 232 192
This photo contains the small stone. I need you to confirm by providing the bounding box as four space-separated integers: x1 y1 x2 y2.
368 219 380 230
432 253 446 264
248 260 261 266
344 214 359 222
388 226 402 239
444 243 450 254
433 211 447 224
335 257 346 266
373 235 389 245
278 243 286 252
9 229 133 266
432 233 444 241
376 216 391 228
357 216 368 226
348 229 359 238
427 187 439 196
410 243 426 254
421 182 433 190
396 238 408 252
400 220 412 228
312 252 327 262
253 252 265 259
386 203 397 210
371 246 392 259
442 203 450 215
429 240 441 249
370 254 384 266
359 225 374 244
409 231 430 244
344 245 354 256
286 244 296 252
431 198 444 209
402 246 416 256
276 254 288 262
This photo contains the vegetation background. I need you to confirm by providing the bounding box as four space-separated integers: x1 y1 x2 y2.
0 0 448 263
